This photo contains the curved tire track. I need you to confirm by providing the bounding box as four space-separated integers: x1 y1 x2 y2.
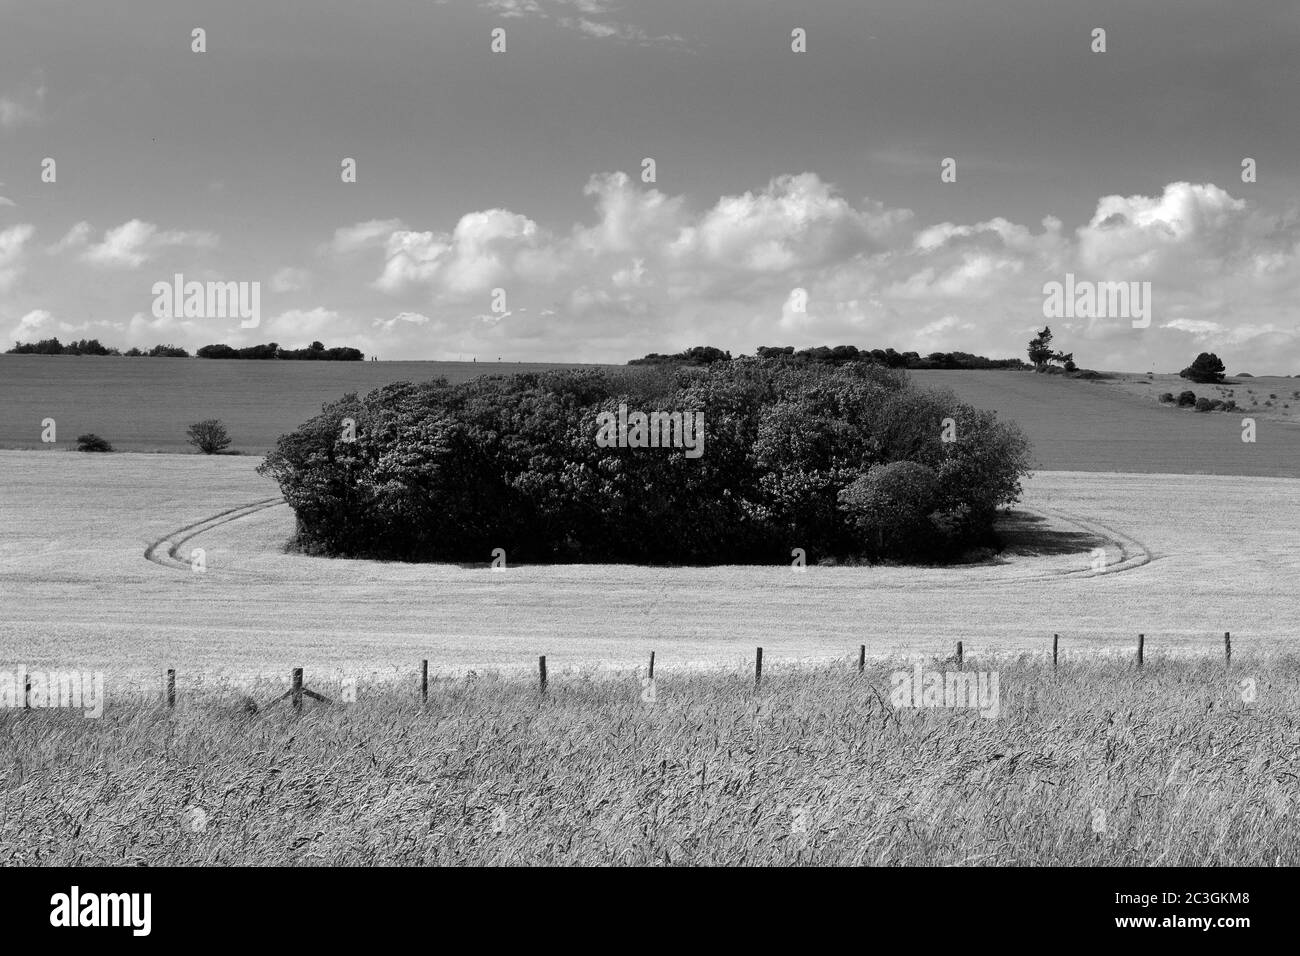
144 497 286 571
143 498 1152 585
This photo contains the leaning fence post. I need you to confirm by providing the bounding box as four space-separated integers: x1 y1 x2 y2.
1137 634 1144 668
956 641 963 671
648 651 655 680
538 655 547 693
858 644 865 675
1224 631 1231 667
291 667 303 712
1053 634 1059 669
755 647 763 688
166 669 176 709
420 660 428 704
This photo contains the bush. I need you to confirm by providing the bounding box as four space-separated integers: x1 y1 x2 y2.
1177 391 1197 407
75 433 113 452
1158 392 1174 404
837 462 940 559
1180 353 1226 384
187 420 232 454
258 360 1032 565
1195 397 1214 412
1221 400 1238 412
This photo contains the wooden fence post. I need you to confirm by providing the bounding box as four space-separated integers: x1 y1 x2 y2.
421 660 428 704
538 655 547 693
1053 634 1059 669
858 644 865 675
1137 634 1144 668
166 668 176 709
23 674 29 710
755 647 763 688
956 641 963 671
648 651 655 680
291 667 303 713
1224 631 1231 667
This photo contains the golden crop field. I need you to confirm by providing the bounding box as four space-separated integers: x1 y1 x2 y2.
2 413 1297 867
2 658 1295 865
1 450 1297 688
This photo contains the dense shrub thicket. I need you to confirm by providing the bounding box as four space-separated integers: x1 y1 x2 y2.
258 360 1031 565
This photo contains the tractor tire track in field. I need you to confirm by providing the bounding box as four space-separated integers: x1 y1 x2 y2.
142 498 1153 584
143 497 285 571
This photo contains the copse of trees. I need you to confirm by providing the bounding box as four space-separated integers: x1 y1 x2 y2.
7 338 192 356
628 346 732 366
259 359 1032 565
8 338 124 356
630 344 1026 370
196 341 363 360
6 338 362 359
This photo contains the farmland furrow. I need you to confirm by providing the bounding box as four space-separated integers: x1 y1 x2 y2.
143 497 285 570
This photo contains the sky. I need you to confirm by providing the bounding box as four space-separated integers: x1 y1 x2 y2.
1 0 1298 370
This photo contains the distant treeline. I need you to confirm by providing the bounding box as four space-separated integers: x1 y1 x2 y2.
6 338 189 357
7 338 363 361
196 342 364 361
629 345 1027 370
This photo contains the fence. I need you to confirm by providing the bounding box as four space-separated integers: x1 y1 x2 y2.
145 631 1237 713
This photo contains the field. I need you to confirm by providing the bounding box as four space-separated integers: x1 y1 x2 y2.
4 355 1300 475
3 658 1295 865
1 450 1297 685
3 362 1298 866
0 355 602 453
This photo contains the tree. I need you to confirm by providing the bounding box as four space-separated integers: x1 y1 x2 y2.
187 420 232 454
1180 352 1226 384
1027 327 1054 367
838 461 940 559
76 433 113 452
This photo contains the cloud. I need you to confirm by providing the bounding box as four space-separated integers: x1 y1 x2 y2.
5 308 124 344
329 218 406 255
46 221 92 254
8 308 51 341
81 219 218 269
322 173 1300 369
0 73 46 130
0 223 35 291
271 267 312 293
372 311 432 333
265 308 340 338
475 1 690 48
372 208 557 297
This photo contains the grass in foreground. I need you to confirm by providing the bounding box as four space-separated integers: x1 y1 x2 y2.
1 655 1297 866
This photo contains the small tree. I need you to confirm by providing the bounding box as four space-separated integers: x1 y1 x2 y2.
1180 352 1226 384
76 433 113 452
1027 327 1054 368
187 419 232 454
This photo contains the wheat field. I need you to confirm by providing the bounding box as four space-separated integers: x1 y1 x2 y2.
1 657 1295 865
2 448 1298 865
